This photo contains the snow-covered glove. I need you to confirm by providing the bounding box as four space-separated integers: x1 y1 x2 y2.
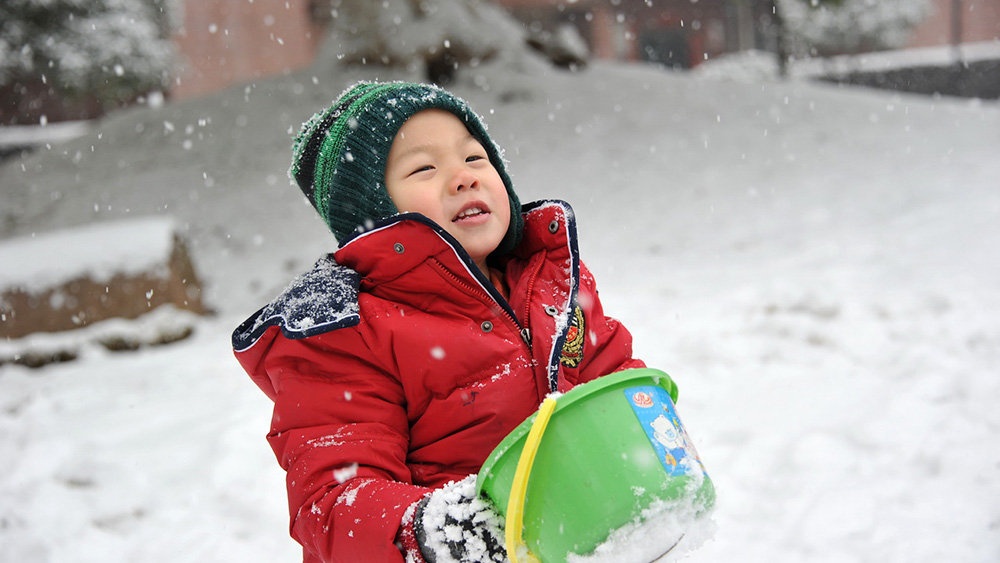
405 475 509 563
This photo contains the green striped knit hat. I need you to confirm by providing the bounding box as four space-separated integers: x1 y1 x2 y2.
290 81 523 254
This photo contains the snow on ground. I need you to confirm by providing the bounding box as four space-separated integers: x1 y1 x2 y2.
692 40 1000 82
1 45 999 562
0 217 177 290
0 120 94 149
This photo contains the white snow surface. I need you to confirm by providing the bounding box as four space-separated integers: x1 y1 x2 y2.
0 216 176 289
2 44 1000 562
693 40 1000 82
568 496 716 563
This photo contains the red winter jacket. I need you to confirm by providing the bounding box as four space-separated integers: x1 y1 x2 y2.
232 200 644 562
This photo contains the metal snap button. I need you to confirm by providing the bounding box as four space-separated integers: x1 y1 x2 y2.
548 220 559 234
480 320 494 333
545 305 559 316
393 242 405 253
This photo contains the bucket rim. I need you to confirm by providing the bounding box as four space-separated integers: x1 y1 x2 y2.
476 367 677 495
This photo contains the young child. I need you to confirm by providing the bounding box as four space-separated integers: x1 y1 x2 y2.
232 81 645 563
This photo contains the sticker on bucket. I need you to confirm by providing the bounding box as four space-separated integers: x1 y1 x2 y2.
625 386 703 477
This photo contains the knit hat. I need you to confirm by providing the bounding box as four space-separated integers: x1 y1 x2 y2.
290 81 523 255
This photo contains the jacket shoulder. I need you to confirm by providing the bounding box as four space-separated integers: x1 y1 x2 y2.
232 254 361 351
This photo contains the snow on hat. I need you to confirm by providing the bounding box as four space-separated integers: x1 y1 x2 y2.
290 81 523 254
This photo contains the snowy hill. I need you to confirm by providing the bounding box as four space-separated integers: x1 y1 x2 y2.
1 50 999 562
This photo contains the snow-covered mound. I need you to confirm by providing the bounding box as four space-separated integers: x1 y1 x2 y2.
0 216 177 290
1 44 999 563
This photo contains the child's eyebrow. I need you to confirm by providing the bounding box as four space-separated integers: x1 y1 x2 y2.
394 134 479 160
393 143 435 161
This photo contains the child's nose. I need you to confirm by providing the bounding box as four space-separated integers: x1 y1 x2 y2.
449 167 478 193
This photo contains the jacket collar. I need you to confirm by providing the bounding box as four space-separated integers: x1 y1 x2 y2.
334 212 487 291
334 200 578 284
232 200 581 361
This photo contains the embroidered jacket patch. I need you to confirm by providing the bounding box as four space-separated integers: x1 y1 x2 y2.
560 305 586 368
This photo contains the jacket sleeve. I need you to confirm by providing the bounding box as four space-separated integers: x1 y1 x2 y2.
574 261 646 384
260 327 431 563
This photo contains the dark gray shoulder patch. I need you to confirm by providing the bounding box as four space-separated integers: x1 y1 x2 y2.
232 255 361 350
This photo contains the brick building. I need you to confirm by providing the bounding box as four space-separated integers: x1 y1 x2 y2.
168 0 997 101
497 0 757 68
3 0 996 120
496 0 1000 69
909 0 1000 48
169 0 328 99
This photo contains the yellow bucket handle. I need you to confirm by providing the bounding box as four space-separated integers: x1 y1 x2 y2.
505 396 558 563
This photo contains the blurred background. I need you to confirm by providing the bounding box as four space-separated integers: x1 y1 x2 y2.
2 0 998 132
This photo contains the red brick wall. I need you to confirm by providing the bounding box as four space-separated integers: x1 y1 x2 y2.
170 0 326 100
907 0 1000 48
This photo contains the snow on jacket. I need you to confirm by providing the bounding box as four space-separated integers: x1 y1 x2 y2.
232 200 645 563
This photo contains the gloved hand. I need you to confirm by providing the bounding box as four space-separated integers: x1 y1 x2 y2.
407 475 509 563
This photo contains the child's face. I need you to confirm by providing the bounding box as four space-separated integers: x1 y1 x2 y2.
385 109 511 273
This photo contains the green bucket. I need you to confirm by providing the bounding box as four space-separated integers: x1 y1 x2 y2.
476 368 715 562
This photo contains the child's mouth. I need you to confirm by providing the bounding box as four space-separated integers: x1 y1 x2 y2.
453 206 488 222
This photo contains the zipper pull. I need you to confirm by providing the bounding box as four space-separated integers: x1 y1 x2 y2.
521 328 532 348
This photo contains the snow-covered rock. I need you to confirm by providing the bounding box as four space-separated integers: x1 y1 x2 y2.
1 217 207 339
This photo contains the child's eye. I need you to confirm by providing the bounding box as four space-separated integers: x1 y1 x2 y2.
466 155 485 163
409 165 434 176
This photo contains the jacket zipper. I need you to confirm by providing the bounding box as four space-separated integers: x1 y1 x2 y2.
432 259 532 352
520 251 546 343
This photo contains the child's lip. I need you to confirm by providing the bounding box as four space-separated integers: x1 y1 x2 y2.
453 201 491 222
